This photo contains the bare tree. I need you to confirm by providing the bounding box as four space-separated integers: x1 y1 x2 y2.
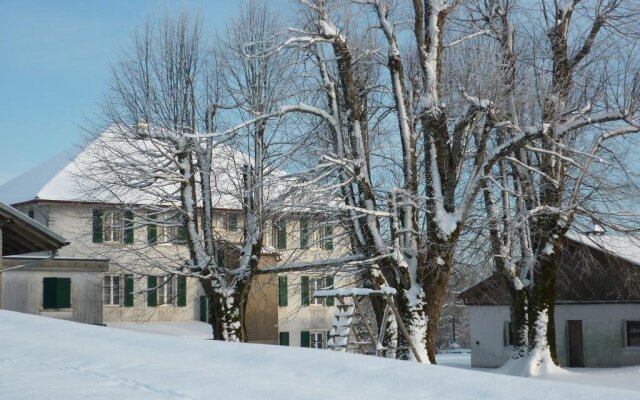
473 0 640 374
83 4 297 342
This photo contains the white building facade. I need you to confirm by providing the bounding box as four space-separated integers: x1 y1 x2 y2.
0 133 353 347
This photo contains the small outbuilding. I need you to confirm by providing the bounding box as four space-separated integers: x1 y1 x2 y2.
1 200 108 325
461 232 640 368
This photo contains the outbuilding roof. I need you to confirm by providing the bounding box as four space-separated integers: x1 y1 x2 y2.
0 201 69 256
460 233 640 305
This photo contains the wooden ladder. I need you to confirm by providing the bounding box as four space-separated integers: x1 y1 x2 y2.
315 288 424 362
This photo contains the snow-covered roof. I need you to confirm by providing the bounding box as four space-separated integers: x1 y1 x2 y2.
0 125 291 209
565 231 640 266
0 146 84 205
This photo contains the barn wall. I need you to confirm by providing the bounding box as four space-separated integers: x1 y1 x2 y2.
468 303 640 368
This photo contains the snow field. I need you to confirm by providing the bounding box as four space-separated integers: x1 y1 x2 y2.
1 310 638 400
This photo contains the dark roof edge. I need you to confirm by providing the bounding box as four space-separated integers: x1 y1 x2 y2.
0 201 69 248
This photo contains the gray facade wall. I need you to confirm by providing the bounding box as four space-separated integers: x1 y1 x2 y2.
469 304 640 368
2 266 104 325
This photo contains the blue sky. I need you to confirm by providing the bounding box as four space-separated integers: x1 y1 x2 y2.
0 0 285 184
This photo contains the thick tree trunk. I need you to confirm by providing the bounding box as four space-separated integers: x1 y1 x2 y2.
527 249 560 364
509 286 529 357
396 286 428 362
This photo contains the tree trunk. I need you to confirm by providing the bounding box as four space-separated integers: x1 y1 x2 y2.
527 249 560 364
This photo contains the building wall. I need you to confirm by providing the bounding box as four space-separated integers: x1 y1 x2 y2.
17 203 352 333
35 203 199 323
245 272 279 344
555 303 640 367
2 264 105 325
469 306 513 367
469 304 640 368
277 271 354 348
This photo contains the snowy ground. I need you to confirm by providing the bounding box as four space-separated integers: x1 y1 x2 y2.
2 311 639 399
437 351 640 392
108 320 213 339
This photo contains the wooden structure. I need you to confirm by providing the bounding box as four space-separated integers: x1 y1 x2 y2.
0 200 69 308
314 288 423 362
0 201 68 256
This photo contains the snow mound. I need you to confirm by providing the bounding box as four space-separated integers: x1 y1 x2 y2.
0 310 635 399
498 352 568 377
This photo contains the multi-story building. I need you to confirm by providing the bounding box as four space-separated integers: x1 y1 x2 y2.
0 128 353 347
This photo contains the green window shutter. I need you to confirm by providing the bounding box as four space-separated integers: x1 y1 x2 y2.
279 332 290 346
147 276 158 307
300 219 309 249
301 331 310 348
177 217 186 242
92 209 103 243
278 275 288 307
147 215 157 245
277 220 287 249
177 275 187 307
199 296 208 322
57 278 71 308
325 275 334 306
301 276 310 306
324 225 334 250
124 210 134 244
124 274 134 307
43 277 58 309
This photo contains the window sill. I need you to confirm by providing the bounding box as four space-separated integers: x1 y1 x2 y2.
622 346 640 351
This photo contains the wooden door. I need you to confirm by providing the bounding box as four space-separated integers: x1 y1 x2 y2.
567 320 584 367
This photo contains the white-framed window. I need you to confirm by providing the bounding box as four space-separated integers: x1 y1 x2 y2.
103 211 123 243
104 275 121 305
319 225 334 250
158 275 175 305
299 218 316 249
310 277 325 306
625 320 640 347
161 214 185 244
148 213 185 245
300 220 334 251
310 332 325 349
225 213 240 231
